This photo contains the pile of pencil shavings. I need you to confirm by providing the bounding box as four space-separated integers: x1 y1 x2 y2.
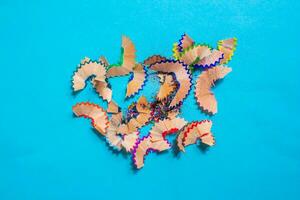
71 34 237 169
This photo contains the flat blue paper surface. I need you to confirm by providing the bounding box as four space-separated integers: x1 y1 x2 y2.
0 0 300 199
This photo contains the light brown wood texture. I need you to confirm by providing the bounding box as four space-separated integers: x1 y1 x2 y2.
195 65 232 114
177 120 215 152
167 110 180 119
106 112 138 152
150 61 192 107
107 101 119 114
156 74 176 101
136 96 151 114
72 102 109 135
72 58 112 102
92 80 112 102
150 117 187 142
106 113 123 150
133 136 151 169
72 60 106 91
132 135 172 169
106 36 136 77
143 55 166 66
151 140 170 152
197 49 224 67
126 64 146 98
218 38 237 64
180 34 194 50
121 132 139 152
136 113 151 125
179 45 211 65
149 117 187 152
117 113 150 135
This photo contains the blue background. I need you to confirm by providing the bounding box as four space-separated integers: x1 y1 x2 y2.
1 0 300 199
